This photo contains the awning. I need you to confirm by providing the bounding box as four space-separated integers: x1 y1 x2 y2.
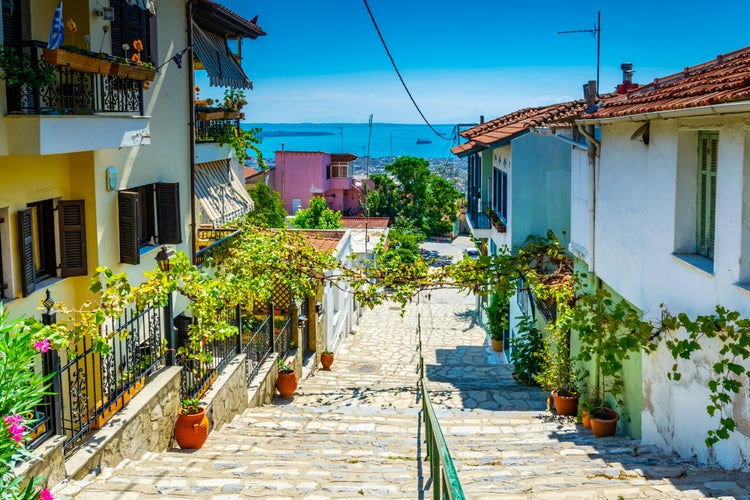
192 21 253 89
195 158 254 227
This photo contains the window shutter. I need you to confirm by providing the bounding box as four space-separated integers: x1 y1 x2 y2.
17 208 35 297
110 1 151 62
696 132 718 259
156 182 182 244
58 200 87 277
119 190 141 265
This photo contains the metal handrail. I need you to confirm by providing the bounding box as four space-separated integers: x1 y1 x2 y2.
417 314 465 499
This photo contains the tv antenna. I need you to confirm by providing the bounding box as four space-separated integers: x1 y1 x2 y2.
558 10 601 95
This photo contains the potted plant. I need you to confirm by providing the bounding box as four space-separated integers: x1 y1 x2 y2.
572 288 655 437
509 314 544 385
276 358 297 398
484 291 508 352
534 319 579 416
174 398 209 449
320 349 334 370
0 45 56 87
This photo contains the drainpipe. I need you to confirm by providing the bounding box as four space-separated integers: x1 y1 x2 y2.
187 0 197 263
577 123 598 274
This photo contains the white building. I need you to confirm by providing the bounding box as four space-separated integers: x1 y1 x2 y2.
577 47 750 469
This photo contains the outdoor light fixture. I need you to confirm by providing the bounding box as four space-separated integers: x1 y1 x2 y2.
298 315 308 329
155 245 175 272
315 301 323 314
93 6 115 21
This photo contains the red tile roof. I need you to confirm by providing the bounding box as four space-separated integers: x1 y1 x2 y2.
340 217 390 229
587 46 750 119
451 100 589 156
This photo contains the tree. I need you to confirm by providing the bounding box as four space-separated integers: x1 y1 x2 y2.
291 196 342 229
246 183 287 228
366 156 461 236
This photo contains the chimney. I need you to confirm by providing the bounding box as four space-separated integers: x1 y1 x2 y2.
616 62 639 94
621 62 633 84
480 115 485 124
583 80 597 107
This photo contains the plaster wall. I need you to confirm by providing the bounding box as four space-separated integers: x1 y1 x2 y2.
593 115 750 468
274 151 329 213
0 153 94 318
92 0 191 290
510 133 571 248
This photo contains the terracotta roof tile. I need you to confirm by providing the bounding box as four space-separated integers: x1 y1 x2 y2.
451 100 589 156
340 217 390 229
588 46 750 119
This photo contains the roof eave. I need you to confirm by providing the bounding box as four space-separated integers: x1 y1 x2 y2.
578 100 750 125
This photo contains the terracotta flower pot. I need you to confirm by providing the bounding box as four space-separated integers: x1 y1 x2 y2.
581 409 592 429
321 352 334 370
590 407 620 438
490 338 504 352
552 390 580 416
174 407 209 449
276 371 297 398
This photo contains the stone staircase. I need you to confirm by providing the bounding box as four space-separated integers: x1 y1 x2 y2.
54 300 750 498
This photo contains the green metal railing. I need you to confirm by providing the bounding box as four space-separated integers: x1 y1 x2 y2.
418 314 465 499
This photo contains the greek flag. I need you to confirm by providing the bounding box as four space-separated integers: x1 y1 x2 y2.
47 1 64 50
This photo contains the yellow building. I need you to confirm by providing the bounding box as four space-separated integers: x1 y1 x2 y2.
0 0 265 467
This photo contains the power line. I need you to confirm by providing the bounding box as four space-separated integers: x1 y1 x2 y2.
362 0 451 141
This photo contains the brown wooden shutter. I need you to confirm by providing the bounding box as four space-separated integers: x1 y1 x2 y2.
110 1 152 62
156 182 182 244
17 208 35 297
119 190 141 265
58 200 87 277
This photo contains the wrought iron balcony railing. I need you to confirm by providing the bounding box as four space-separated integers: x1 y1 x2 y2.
3 41 145 116
195 106 241 143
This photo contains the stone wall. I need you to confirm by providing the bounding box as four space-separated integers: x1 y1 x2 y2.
29 347 310 488
201 354 247 432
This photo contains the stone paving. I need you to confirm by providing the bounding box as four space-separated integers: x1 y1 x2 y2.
53 239 750 498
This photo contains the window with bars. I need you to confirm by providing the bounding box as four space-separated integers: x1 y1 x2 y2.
17 199 87 297
696 132 718 260
493 167 508 222
118 183 182 265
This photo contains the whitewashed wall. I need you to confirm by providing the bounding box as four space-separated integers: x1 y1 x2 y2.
592 114 750 469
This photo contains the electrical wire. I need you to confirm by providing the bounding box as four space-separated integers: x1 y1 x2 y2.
362 0 451 141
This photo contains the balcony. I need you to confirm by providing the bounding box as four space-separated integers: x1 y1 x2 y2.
2 41 150 155
467 202 492 239
195 106 241 143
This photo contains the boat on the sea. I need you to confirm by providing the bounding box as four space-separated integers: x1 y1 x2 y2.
416 138 432 145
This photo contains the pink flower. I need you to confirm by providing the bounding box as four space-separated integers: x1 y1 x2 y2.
4 414 25 443
33 338 50 353
39 489 54 500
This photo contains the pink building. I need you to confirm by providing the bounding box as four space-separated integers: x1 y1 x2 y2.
274 151 368 215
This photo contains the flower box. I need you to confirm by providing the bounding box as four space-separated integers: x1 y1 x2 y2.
109 63 156 82
197 110 225 120
42 48 111 75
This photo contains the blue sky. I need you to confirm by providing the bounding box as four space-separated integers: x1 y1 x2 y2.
196 1 750 124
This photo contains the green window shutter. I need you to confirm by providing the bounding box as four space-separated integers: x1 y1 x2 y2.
119 190 141 265
58 200 88 277
156 182 182 244
17 208 35 297
696 132 718 259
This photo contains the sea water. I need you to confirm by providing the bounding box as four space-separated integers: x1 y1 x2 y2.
247 123 460 161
